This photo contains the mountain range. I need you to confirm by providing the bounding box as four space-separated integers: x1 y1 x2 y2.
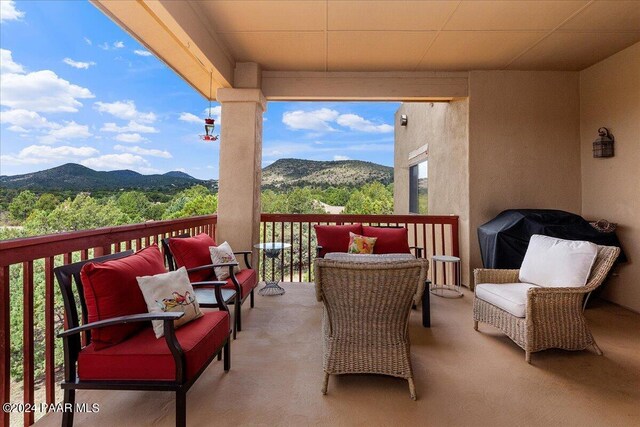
0 159 393 192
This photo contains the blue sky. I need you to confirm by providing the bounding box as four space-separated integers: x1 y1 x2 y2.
0 1 398 180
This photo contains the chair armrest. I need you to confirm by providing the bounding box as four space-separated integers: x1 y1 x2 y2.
233 250 253 269
190 281 230 311
190 281 228 287
316 246 324 258
187 262 238 274
409 246 423 258
57 312 184 338
528 286 591 295
474 269 520 288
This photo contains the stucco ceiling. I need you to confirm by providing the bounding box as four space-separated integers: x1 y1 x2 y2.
193 0 640 72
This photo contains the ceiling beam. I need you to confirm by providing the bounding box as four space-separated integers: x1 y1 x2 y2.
261 71 468 101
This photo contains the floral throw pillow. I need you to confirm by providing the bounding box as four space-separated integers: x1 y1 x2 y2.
137 267 203 338
347 232 377 254
209 241 241 280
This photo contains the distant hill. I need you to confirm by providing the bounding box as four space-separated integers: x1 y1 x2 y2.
262 158 393 189
0 159 393 192
0 163 211 191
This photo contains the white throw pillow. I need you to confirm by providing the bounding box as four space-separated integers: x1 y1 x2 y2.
209 241 240 280
137 267 203 338
519 235 598 288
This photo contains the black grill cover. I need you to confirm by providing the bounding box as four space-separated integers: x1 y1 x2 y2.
478 209 626 269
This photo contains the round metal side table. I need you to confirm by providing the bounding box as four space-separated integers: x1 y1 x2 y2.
430 255 463 298
254 242 291 296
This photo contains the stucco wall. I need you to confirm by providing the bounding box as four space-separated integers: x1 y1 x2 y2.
580 42 640 312
428 99 470 285
467 71 582 284
393 103 447 214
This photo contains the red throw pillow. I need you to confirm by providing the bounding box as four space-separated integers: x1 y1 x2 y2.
168 233 217 282
362 226 411 254
80 245 166 350
314 224 363 257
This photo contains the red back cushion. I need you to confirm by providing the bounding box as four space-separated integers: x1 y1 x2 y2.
362 226 411 254
314 224 363 257
168 233 216 282
80 245 166 350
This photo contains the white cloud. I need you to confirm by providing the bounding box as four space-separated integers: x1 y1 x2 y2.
114 145 172 158
84 37 92 46
101 121 158 134
99 41 125 51
281 108 393 134
1 145 98 165
39 121 92 144
81 153 157 174
0 109 59 130
179 112 202 124
333 155 350 161
0 1 24 22
63 58 96 70
114 133 148 143
0 49 24 73
134 49 153 57
336 113 393 133
282 108 339 132
0 69 94 113
95 100 156 123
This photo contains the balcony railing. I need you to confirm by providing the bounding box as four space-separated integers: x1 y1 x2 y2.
0 213 457 426
0 215 217 427
259 214 459 282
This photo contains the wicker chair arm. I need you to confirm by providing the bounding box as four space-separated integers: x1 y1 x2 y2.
474 269 520 288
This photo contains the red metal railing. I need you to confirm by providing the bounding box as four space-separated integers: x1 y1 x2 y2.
259 214 459 283
0 215 217 427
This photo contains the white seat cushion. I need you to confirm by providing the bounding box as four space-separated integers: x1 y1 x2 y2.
475 282 539 318
519 235 598 288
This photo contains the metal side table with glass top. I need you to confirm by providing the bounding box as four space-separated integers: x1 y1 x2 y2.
254 242 291 296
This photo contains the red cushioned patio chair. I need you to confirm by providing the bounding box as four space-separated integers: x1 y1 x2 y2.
162 233 257 338
54 250 231 427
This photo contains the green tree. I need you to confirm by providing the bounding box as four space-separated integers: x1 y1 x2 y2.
117 191 152 222
162 185 218 219
343 182 393 214
8 190 37 221
34 193 59 213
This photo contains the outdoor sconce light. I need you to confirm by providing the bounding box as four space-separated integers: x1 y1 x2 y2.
592 127 614 158
400 114 408 126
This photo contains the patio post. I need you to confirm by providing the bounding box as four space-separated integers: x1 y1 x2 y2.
216 71 266 264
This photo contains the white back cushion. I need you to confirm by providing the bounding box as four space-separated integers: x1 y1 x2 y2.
519 235 597 287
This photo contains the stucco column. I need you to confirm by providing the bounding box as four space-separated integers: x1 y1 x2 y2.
215 88 266 262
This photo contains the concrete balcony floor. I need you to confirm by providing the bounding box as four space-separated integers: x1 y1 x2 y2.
36 283 640 426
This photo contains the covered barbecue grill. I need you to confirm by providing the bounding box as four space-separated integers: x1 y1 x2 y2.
478 209 626 269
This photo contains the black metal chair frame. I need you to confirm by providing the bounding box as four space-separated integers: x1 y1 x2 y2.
161 234 255 338
54 251 231 427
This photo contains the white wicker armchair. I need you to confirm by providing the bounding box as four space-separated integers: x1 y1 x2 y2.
473 244 620 363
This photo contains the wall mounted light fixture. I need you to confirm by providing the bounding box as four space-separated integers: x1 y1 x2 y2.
592 127 614 158
400 114 408 126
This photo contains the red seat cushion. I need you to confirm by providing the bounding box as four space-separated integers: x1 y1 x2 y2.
168 233 217 282
223 269 257 299
80 246 166 350
314 224 362 257
78 311 229 381
362 226 411 254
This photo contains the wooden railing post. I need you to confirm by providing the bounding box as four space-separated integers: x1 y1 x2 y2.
23 262 35 427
